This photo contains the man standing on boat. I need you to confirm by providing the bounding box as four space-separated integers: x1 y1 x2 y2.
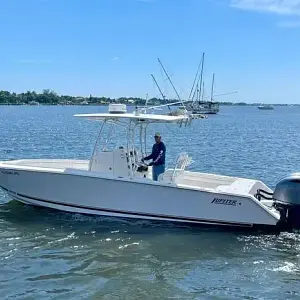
142 132 166 181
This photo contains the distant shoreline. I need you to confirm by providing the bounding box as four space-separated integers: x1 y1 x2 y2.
0 90 296 106
0 103 297 107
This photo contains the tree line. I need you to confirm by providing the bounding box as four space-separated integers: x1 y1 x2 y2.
0 89 287 106
0 90 173 106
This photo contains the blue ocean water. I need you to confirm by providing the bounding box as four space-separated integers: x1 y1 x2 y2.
0 105 299 299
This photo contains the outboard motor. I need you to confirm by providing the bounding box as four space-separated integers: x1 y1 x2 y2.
273 173 300 229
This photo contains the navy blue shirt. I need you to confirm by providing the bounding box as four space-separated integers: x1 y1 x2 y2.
144 142 166 166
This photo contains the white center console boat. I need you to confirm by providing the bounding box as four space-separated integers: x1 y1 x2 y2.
1 104 299 231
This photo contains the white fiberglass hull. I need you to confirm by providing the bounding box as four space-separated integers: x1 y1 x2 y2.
0 160 280 229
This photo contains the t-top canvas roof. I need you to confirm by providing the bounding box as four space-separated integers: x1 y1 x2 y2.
74 112 188 123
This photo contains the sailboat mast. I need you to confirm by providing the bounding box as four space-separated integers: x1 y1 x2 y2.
157 58 184 108
188 53 204 102
196 83 199 102
198 53 205 104
210 73 215 103
191 52 205 103
151 73 171 111
151 74 165 101
201 81 205 101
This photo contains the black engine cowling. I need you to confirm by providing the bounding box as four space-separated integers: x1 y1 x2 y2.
273 173 300 229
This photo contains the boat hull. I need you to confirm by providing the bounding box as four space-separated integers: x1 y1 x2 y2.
0 165 280 229
258 106 274 110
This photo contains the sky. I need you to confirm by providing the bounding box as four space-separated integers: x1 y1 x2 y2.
0 0 299 103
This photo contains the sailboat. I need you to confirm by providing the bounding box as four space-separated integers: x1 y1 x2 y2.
186 73 220 114
197 73 219 114
185 54 220 115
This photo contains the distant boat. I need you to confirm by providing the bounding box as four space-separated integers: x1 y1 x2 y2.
80 100 89 105
28 101 39 106
186 101 219 115
258 105 274 110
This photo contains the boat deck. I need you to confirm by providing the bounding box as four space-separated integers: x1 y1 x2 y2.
176 171 269 196
0 159 267 196
179 171 237 189
160 169 268 196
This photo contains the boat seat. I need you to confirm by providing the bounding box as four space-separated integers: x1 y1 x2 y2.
158 153 192 183
215 178 258 195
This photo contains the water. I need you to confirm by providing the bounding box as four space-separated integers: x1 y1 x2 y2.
0 105 300 299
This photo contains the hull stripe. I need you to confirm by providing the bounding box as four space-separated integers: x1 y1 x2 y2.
0 184 253 227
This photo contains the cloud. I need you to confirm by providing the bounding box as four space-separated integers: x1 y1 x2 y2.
14 59 51 64
277 20 300 27
112 56 119 61
230 0 300 16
